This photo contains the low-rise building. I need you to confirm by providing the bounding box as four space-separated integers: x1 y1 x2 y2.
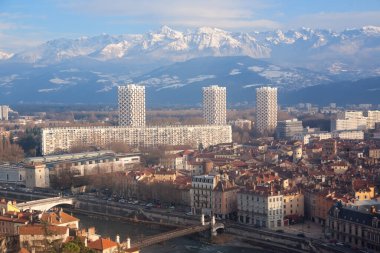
87 237 118 253
283 192 304 224
237 187 284 229
19 224 69 252
190 174 220 215
328 201 380 251
212 179 239 219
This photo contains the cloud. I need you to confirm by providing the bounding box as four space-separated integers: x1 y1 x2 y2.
49 78 73 85
289 11 380 31
60 0 281 31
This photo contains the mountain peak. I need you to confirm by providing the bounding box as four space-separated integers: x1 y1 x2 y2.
0 50 13 60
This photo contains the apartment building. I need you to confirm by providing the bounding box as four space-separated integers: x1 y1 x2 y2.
190 174 220 215
237 187 284 229
41 125 232 155
203 85 226 125
256 87 278 135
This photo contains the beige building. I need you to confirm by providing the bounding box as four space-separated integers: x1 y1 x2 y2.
25 164 50 188
283 192 304 221
19 224 69 252
212 179 239 219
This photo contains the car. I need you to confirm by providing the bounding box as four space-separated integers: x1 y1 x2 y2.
186 212 193 216
118 199 126 203
169 206 175 209
296 233 305 238
336 242 344 246
146 203 154 207
275 229 284 233
265 238 271 242
132 200 139 205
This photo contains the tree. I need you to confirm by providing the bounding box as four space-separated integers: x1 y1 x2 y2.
62 242 80 253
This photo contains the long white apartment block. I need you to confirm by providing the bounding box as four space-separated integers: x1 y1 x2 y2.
256 87 278 134
203 85 226 125
41 125 232 155
118 85 145 127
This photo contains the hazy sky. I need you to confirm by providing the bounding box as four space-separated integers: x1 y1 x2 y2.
1 0 380 51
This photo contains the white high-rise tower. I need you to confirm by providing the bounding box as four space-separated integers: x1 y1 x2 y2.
203 85 226 125
256 87 278 135
118 85 146 127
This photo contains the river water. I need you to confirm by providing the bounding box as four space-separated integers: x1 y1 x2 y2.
76 213 272 253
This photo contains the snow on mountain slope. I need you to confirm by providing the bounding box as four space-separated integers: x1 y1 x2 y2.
0 50 13 60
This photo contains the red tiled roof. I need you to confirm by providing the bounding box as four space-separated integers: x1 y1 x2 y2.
19 224 68 236
88 238 117 250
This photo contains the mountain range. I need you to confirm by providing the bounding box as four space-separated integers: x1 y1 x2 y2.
0 25 379 106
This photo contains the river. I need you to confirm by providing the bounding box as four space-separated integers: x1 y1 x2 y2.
76 213 272 253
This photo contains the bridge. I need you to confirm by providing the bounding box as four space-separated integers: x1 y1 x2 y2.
121 215 224 250
16 197 74 211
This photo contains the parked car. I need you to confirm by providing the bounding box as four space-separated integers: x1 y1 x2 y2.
186 212 193 216
296 233 305 238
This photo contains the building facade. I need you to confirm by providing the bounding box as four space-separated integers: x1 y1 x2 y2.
276 119 303 139
118 85 145 127
190 174 220 215
256 87 278 135
41 125 232 155
328 202 380 251
364 110 380 129
237 189 284 229
203 85 226 125
283 192 304 221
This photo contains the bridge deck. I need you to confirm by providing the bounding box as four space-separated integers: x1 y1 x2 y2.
122 224 211 249
16 197 74 211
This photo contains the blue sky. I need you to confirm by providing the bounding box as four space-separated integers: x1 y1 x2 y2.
1 0 380 51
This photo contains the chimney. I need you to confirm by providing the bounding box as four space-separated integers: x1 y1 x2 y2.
116 234 120 244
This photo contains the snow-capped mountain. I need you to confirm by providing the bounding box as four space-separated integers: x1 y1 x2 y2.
0 25 379 105
6 25 380 76
0 50 13 60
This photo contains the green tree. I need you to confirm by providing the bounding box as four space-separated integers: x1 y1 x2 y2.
62 242 80 253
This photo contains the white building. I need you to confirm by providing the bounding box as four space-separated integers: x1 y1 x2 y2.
332 118 367 131
364 110 380 129
292 132 332 145
203 85 226 125
256 87 277 135
0 106 9 121
332 110 368 131
332 130 364 140
190 174 220 215
238 189 284 229
118 85 145 127
41 125 232 155
337 110 364 120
